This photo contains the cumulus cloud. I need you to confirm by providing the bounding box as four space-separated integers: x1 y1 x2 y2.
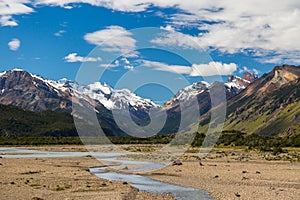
196 11 300 54
239 66 259 75
84 26 137 57
5 1 299 63
0 16 18 26
0 0 34 15
34 0 151 11
0 0 34 26
254 50 300 65
99 57 135 69
151 25 202 50
64 53 102 63
139 60 236 76
8 38 21 51
165 1 300 64
44 0 295 64
190 62 237 76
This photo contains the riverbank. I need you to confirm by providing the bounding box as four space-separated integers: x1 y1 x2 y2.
1 145 299 200
0 155 174 200
143 147 300 200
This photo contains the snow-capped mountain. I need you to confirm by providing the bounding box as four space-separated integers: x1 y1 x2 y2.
159 73 256 133
224 75 255 95
79 82 159 111
199 65 300 137
164 73 255 110
0 69 159 113
0 69 256 114
0 69 91 112
174 81 210 102
164 81 210 108
0 68 261 136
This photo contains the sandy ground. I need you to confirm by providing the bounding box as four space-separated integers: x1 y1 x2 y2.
0 155 173 200
142 148 300 200
1 146 299 200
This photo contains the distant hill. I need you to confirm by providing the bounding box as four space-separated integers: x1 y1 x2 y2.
0 104 77 137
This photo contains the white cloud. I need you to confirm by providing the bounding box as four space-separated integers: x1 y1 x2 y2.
99 60 120 68
0 16 18 26
99 57 134 69
196 11 300 54
239 66 249 74
140 60 191 74
154 16 300 64
239 66 259 75
170 1 300 64
64 53 102 63
121 57 130 65
45 0 296 64
4 0 299 63
254 50 300 65
124 65 134 70
34 0 151 12
139 60 236 76
8 38 21 51
84 26 137 57
190 62 237 76
253 69 259 75
0 0 34 15
0 0 34 26
151 25 202 50
54 30 66 37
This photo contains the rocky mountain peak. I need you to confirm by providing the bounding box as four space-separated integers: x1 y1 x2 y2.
242 72 258 83
0 70 35 91
272 65 299 85
0 69 159 113
224 74 252 94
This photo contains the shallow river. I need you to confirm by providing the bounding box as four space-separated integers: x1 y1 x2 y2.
0 147 213 200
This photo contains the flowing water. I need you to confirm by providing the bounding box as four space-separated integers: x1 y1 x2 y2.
0 147 213 200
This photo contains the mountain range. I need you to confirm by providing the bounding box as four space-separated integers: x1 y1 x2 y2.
0 65 299 137
198 65 300 137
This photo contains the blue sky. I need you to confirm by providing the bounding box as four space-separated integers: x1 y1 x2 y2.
0 1 299 102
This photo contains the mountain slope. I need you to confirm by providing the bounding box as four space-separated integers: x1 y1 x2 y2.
160 75 254 134
0 104 77 137
0 69 159 113
198 65 300 136
0 69 74 112
0 69 160 136
2 66 297 138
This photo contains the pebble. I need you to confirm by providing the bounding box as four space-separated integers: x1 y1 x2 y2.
235 192 241 197
172 160 182 166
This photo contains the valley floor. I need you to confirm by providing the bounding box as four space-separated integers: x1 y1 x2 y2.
0 152 173 200
0 145 299 200
141 147 300 200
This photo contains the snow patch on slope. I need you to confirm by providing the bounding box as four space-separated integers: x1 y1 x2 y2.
175 81 210 102
224 76 250 92
0 71 6 77
81 82 159 110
